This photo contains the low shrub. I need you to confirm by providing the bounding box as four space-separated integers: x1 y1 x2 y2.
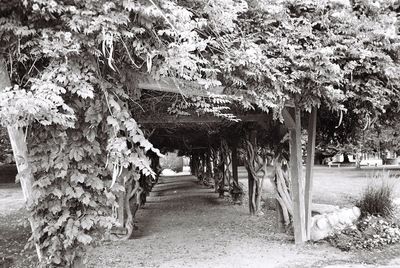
356 174 396 218
327 215 400 251
327 173 400 251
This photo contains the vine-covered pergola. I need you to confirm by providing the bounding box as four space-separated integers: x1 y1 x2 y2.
132 74 318 243
1 66 318 244
1 0 399 266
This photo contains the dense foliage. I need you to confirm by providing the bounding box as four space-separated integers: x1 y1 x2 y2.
0 127 12 163
1 0 400 266
328 215 400 251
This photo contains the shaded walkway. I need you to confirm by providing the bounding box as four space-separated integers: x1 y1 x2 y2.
87 175 362 268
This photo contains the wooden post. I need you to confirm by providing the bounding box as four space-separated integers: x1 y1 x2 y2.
205 151 212 184
231 142 239 187
305 108 317 240
117 190 125 227
288 106 307 244
0 57 42 260
201 152 206 181
247 129 257 215
276 199 286 232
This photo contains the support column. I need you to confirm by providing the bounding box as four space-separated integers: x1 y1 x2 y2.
230 139 243 203
305 108 317 240
231 142 239 188
284 106 307 244
205 150 213 186
247 129 257 215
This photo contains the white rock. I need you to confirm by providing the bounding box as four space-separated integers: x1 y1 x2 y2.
352 206 361 218
311 206 361 241
312 214 324 221
312 203 340 215
346 208 357 221
316 217 330 230
311 225 331 241
327 213 339 227
311 214 324 228
337 209 353 225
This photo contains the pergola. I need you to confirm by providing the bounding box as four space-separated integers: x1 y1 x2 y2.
134 74 318 244
2 56 317 243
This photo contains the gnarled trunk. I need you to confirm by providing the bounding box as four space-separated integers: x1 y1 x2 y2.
244 140 267 215
112 171 142 240
270 155 293 229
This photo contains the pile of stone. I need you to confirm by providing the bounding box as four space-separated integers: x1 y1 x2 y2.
310 205 361 241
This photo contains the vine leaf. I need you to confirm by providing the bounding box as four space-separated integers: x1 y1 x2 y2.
76 233 92 245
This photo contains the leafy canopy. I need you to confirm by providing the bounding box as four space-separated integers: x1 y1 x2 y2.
1 0 400 266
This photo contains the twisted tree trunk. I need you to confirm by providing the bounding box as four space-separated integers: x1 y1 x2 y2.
204 151 213 187
190 152 200 177
198 153 208 184
230 142 243 202
244 140 268 215
220 139 243 201
211 148 224 196
220 140 230 197
270 155 293 229
112 171 142 240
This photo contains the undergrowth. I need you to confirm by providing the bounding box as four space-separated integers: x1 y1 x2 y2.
356 172 397 218
327 172 400 251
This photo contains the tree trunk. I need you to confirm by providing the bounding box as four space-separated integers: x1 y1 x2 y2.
0 57 43 260
230 142 243 202
218 150 225 197
246 166 256 214
244 137 267 216
343 152 350 163
205 151 213 187
270 156 293 229
111 170 142 240
355 153 361 169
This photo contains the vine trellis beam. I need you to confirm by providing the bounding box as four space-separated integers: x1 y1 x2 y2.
137 114 268 125
135 73 295 108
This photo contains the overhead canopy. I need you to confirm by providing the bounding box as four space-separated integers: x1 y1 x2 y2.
126 72 291 153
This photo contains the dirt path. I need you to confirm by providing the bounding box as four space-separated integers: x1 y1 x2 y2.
0 184 25 216
2 174 400 267
87 175 363 268
0 184 36 268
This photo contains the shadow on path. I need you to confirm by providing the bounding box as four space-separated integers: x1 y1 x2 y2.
86 175 361 268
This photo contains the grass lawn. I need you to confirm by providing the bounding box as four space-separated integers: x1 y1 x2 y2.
238 165 400 207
